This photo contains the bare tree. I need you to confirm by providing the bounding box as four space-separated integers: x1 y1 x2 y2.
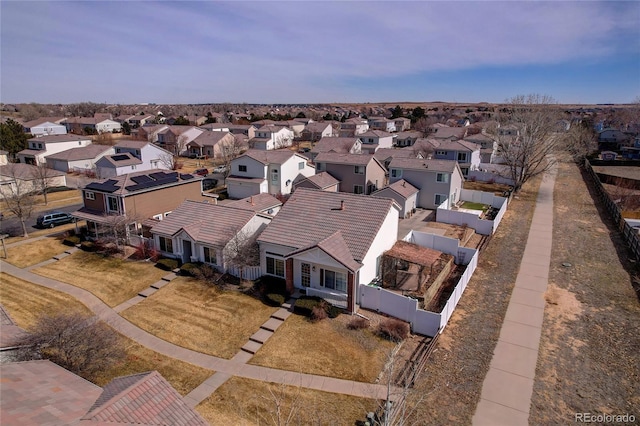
256 383 303 426
1 163 36 237
561 123 598 162
30 163 58 205
224 226 260 282
15 312 125 382
488 94 561 191
218 136 247 179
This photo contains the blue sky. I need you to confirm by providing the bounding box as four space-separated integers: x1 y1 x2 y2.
1 1 639 105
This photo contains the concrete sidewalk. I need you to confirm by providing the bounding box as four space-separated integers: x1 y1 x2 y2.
472 165 557 425
0 259 398 404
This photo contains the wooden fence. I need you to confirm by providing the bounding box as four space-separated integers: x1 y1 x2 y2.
584 160 640 262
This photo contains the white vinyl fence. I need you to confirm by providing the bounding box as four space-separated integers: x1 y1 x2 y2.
226 265 262 281
359 231 478 336
436 189 507 235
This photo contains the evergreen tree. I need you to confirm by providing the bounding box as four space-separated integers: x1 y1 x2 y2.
0 119 30 156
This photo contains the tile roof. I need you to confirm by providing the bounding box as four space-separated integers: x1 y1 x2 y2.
288 231 362 271
97 152 143 167
385 240 445 267
27 134 90 143
431 139 480 152
310 137 360 154
388 157 458 173
314 152 377 166
293 171 340 189
189 131 232 147
226 193 283 213
359 130 393 138
375 179 419 199
114 139 148 149
150 200 259 247
45 144 113 161
242 149 297 165
373 148 418 162
82 371 208 425
22 117 66 128
258 188 396 262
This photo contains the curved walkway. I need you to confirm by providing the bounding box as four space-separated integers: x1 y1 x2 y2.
0 259 397 405
472 164 557 425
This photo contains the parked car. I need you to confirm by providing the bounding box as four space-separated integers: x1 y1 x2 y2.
194 168 209 176
202 178 218 191
213 165 227 174
37 212 75 228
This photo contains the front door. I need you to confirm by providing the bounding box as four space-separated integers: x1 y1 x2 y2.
182 240 192 263
301 263 311 287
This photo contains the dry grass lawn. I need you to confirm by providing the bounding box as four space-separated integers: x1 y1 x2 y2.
4 236 69 268
250 314 396 383
121 277 278 359
32 251 167 307
2 222 79 245
0 272 212 395
196 377 378 425
0 189 82 217
463 180 512 195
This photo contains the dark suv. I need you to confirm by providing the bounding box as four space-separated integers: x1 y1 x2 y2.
37 212 75 228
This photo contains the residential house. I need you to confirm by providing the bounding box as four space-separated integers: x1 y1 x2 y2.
185 115 207 126
338 117 369 137
226 193 283 216
135 124 169 142
249 126 294 150
621 137 640 159
368 117 397 133
428 139 481 177
358 130 395 153
0 360 208 426
301 122 333 142
202 123 257 140
314 152 386 195
73 170 204 242
257 188 399 312
227 149 315 199
428 125 467 140
394 131 422 147
150 199 271 267
45 144 114 173
17 134 92 165
126 114 155 128
393 117 411 132
186 131 237 159
463 132 495 163
64 114 121 134
22 117 67 137
292 171 340 192
372 179 419 219
309 137 362 162
388 157 464 209
598 128 633 151
94 140 172 178
0 163 67 197
156 126 205 155
373 147 421 169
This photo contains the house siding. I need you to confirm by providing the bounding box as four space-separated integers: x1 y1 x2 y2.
122 181 203 221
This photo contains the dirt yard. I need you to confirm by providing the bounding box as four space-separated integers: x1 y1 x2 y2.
529 161 640 423
405 175 542 424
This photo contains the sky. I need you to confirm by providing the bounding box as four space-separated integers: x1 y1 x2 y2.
1 1 639 105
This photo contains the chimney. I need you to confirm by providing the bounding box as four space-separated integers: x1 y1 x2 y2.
250 196 255 206
340 200 345 210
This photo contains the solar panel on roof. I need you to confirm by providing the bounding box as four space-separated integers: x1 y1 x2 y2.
149 172 167 180
179 174 194 180
112 154 130 161
130 175 153 184
86 179 120 193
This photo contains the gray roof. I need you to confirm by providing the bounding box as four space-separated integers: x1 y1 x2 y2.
96 153 142 168
304 122 332 133
188 131 232 147
310 137 360 154
314 152 380 167
374 179 419 199
45 144 112 161
150 200 258 247
388 157 459 173
359 130 393 138
430 139 480 152
258 188 396 263
226 193 282 213
27 134 90 143
241 149 298 165
373 148 419 162
115 140 149 149
293 171 340 189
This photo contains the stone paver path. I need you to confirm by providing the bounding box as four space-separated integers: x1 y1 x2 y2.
472 165 557 426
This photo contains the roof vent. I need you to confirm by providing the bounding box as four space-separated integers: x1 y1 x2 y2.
340 200 345 210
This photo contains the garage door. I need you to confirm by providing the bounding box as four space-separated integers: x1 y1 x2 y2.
227 181 262 199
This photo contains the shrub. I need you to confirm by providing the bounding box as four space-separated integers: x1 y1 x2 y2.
377 318 410 342
293 296 323 316
326 305 341 319
131 241 159 261
265 293 285 307
179 262 200 277
80 241 97 252
347 317 369 330
258 275 289 298
192 264 222 287
310 305 328 322
156 258 179 271
63 236 81 246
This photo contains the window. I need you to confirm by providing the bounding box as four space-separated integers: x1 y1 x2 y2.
131 165 136 170
107 196 119 212
354 165 364 174
298 162 305 170
354 185 364 194
390 168 402 178
152 214 163 220
436 173 449 183
271 169 279 183
266 256 285 277
301 263 311 287
38 143 43 149
84 191 95 200
367 183 377 194
460 167 469 176
238 165 247 172
159 236 173 253
321 269 347 292
316 162 324 171
457 152 467 162
434 193 448 206
203 247 217 265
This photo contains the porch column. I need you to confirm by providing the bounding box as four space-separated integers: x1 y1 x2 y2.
347 272 356 314
285 258 294 294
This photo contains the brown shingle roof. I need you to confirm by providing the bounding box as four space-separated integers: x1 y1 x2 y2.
150 200 258 247
373 148 418 163
287 231 362 271
227 193 283 213
114 139 148 149
45 144 112 161
388 157 458 173
375 179 419 199
294 171 340 189
310 137 360 154
314 152 376 166
385 240 444 267
82 371 208 425
97 153 142 167
27 134 90 143
258 188 396 262
242 149 297 165
188 131 232 147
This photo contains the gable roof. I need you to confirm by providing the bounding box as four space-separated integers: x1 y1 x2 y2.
311 137 360 154
114 139 149 149
373 148 419 163
240 149 299 165
226 193 283 213
45 144 113 161
304 122 332 133
258 188 396 262
388 157 459 173
374 179 419 199
27 134 90 143
150 200 259 247
430 139 480 152
293 171 340 190
22 117 66 128
81 371 208 425
96 152 142 168
314 152 384 169
188 131 233 147
287 231 362 272
359 129 393 138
